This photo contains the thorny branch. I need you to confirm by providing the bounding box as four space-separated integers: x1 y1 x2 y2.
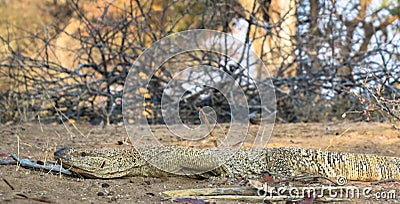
0 0 398 124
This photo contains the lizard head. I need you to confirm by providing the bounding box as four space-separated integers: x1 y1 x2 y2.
54 147 145 178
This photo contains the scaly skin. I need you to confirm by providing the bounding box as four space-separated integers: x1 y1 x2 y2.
54 146 400 181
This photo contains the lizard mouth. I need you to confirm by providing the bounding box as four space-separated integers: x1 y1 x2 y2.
53 147 94 177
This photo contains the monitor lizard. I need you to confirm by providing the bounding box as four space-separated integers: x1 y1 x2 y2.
53 145 400 181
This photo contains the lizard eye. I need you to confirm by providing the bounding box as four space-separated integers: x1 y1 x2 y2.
81 152 87 157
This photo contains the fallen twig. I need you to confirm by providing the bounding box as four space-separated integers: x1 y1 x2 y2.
2 177 15 190
2 154 73 175
0 160 17 165
162 187 351 202
171 195 348 202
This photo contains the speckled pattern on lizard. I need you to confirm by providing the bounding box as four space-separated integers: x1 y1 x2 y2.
54 145 400 181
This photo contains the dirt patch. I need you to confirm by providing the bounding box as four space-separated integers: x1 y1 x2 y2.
1 122 400 203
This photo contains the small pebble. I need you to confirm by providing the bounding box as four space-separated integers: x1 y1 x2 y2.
101 183 110 188
97 192 104 196
146 192 155 196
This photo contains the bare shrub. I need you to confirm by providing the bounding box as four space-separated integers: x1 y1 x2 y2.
0 0 398 124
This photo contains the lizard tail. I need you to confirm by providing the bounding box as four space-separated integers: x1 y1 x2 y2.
268 148 400 182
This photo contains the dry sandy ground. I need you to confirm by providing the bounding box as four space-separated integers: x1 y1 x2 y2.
1 121 400 203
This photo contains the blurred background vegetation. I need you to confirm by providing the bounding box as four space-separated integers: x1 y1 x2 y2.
0 0 399 125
